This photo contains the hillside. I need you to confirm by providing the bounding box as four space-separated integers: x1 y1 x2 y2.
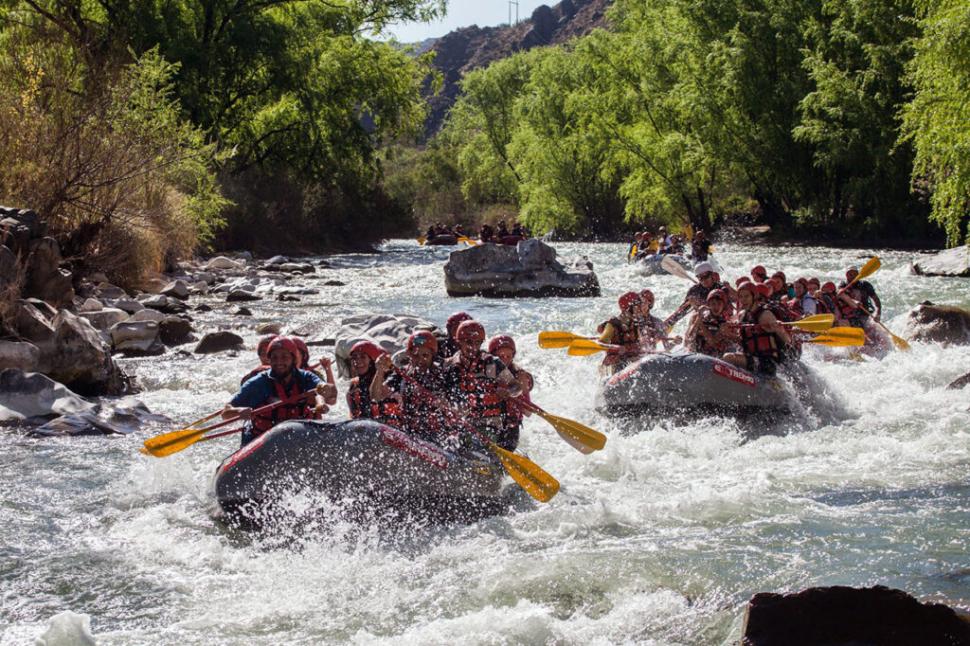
424 0 611 135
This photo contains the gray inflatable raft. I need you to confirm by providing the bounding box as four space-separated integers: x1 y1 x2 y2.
597 351 797 417
214 419 509 525
636 254 692 276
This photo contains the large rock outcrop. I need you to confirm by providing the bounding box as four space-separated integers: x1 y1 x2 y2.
911 246 970 277
741 585 970 645
444 239 599 297
44 310 130 395
903 301 970 346
0 368 95 422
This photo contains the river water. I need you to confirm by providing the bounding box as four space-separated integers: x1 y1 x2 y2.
3 241 969 645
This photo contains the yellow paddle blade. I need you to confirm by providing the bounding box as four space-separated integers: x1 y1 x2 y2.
857 256 881 281
490 443 559 502
808 335 863 347
823 326 867 343
874 320 911 351
784 313 835 332
567 339 611 356
142 427 209 457
416 236 427 245
535 410 606 451
538 330 586 349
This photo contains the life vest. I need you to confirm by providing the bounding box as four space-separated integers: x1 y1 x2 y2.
240 364 268 386
598 317 640 366
503 364 533 429
816 293 837 315
837 293 867 324
396 367 449 437
766 300 795 323
739 305 785 363
452 351 506 421
251 375 314 435
694 310 727 356
348 373 402 427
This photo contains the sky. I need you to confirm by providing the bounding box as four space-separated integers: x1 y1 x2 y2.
386 1 552 43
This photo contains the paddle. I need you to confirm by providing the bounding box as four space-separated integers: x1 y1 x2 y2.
416 235 427 245
142 390 317 458
514 399 606 454
567 339 620 356
872 319 911 351
661 255 697 282
780 313 834 332
808 334 864 347
842 256 881 291
537 330 596 349
392 369 559 502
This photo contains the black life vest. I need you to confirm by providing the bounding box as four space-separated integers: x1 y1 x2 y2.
251 376 314 434
348 373 402 427
740 305 785 362
395 366 449 436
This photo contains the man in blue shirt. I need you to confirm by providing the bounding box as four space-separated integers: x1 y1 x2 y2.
223 336 337 446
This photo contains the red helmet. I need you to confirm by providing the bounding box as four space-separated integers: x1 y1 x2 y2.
407 330 438 355
755 284 772 299
735 276 751 287
768 276 784 291
772 271 787 283
446 312 473 336
751 265 767 278
618 291 642 311
639 289 655 302
256 334 278 356
267 336 300 363
707 289 726 304
288 336 310 368
487 334 516 354
821 281 837 293
456 320 486 342
737 281 757 296
350 340 384 361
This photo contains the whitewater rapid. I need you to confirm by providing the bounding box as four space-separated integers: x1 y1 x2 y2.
2 241 968 645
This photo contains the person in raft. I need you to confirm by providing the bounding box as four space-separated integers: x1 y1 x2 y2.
597 291 645 375
444 320 522 450
487 334 534 452
223 336 337 446
345 341 402 427
722 282 793 376
370 331 458 445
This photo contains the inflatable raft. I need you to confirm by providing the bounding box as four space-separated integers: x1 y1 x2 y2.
636 254 692 276
597 351 798 418
426 233 459 246
214 419 510 525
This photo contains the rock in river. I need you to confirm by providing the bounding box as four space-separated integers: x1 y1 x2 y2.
911 246 970 277
443 239 599 297
903 301 970 345
194 331 244 354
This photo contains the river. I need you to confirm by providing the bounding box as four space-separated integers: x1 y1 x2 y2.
3 241 969 645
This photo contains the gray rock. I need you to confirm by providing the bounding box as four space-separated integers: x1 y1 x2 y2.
948 371 970 390
265 255 288 265
129 309 167 323
160 279 190 300
78 298 103 312
138 293 188 314
911 246 970 277
12 301 55 344
205 256 245 271
324 280 346 287
194 331 244 354
44 310 130 396
24 297 58 320
0 245 17 293
159 317 193 346
29 396 168 437
276 294 300 302
274 262 314 274
903 301 970 345
256 323 282 335
94 282 128 300
88 272 110 284
78 307 129 332
226 289 261 302
233 306 252 316
0 341 40 372
110 320 162 355
110 297 145 314
195 303 213 313
24 237 74 307
0 368 94 422
195 271 216 285
444 240 599 298
334 314 438 378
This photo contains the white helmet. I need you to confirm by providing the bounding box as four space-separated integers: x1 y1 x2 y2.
694 261 715 276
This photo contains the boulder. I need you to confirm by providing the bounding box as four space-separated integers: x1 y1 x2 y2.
334 313 437 377
275 262 315 274
226 289 261 302
265 255 288 265
110 320 163 356
129 308 167 323
0 244 17 293
256 322 282 335
93 282 128 300
194 330 244 354
24 237 74 307
205 256 245 271
138 294 188 314
195 303 212 313
29 396 168 437
0 368 95 422
324 280 346 287
276 294 300 302
110 297 145 314
24 297 58 320
160 279 190 300
78 298 103 312
12 301 55 344
911 246 970 277
77 307 129 332
0 208 44 256
158 317 193 346
948 371 970 390
44 310 130 396
0 341 40 372
443 240 600 297
742 585 970 646
195 271 216 285
903 301 970 345
233 306 252 316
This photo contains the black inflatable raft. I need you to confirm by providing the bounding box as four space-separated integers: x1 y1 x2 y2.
214 419 510 525
597 351 798 418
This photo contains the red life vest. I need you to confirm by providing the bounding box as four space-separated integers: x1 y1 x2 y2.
251 377 314 435
503 364 533 429
396 367 449 436
838 291 868 324
740 305 784 362
598 317 640 367
453 351 506 421
348 375 402 427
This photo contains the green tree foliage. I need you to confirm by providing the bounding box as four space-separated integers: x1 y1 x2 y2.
903 0 970 245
